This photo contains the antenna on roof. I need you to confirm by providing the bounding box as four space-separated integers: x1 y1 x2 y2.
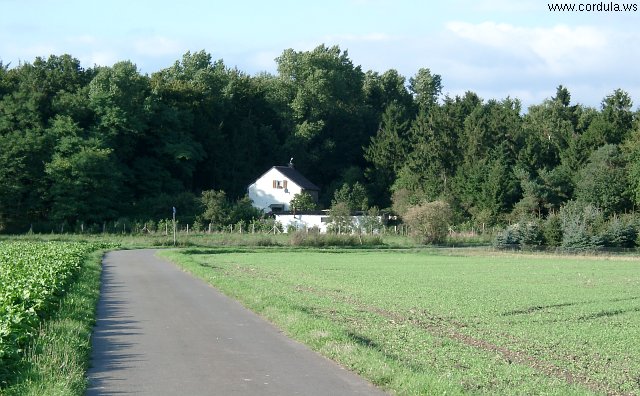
289 157 294 168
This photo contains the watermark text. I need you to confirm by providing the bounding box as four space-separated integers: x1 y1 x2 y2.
548 2 638 11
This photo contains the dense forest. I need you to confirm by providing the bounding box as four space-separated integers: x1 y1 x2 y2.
1 44 639 238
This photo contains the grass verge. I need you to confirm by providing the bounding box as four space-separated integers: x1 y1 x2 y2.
0 250 103 396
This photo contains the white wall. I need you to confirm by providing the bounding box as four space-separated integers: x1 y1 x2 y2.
275 214 383 234
275 214 329 233
247 168 304 212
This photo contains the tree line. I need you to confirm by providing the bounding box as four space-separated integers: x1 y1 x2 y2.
1 44 639 237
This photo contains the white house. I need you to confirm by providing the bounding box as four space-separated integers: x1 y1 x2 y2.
247 161 320 213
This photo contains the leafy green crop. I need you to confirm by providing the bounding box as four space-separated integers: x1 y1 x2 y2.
0 241 104 381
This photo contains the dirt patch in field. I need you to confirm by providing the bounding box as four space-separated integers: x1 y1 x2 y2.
300 286 625 395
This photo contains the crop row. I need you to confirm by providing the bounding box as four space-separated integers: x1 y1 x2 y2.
0 241 104 380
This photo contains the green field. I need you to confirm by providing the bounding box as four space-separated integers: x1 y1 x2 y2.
162 248 640 395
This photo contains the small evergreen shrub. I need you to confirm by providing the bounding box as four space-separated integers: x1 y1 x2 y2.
493 219 543 250
543 213 562 247
559 201 605 251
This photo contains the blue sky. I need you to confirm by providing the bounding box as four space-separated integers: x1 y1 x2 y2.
1 0 638 109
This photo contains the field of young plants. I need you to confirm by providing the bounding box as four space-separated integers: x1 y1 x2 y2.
0 241 101 383
163 248 640 395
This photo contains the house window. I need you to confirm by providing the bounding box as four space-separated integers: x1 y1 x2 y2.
272 180 288 189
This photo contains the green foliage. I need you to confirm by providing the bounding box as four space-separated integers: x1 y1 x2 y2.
601 215 638 248
408 68 442 109
575 144 630 216
200 190 230 227
493 219 544 249
0 49 638 234
403 200 452 244
559 201 606 251
331 182 369 212
327 201 354 234
229 195 262 225
543 212 563 247
290 191 317 212
200 191 261 230
0 241 108 383
2 249 103 395
289 231 383 247
357 206 384 234
390 188 418 217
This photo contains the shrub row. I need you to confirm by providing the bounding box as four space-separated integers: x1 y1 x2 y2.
494 201 639 251
289 230 384 247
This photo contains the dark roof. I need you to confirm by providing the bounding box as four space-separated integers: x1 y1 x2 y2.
272 166 320 191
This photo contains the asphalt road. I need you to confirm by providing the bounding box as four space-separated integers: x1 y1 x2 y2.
86 249 386 395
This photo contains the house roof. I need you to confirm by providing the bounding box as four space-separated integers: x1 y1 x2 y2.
272 166 320 191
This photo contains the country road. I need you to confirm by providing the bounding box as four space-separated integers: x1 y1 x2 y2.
86 249 386 395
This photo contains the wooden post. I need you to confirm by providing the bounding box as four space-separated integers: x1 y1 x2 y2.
187 223 189 235
172 207 176 246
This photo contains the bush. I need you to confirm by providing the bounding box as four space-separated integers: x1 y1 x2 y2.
559 201 606 251
326 202 355 234
493 219 543 250
493 225 521 249
543 212 562 247
403 201 452 244
602 215 638 248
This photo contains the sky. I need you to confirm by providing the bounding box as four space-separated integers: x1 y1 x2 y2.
1 0 639 109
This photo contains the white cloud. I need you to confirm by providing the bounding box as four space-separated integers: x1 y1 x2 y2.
446 21 608 75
